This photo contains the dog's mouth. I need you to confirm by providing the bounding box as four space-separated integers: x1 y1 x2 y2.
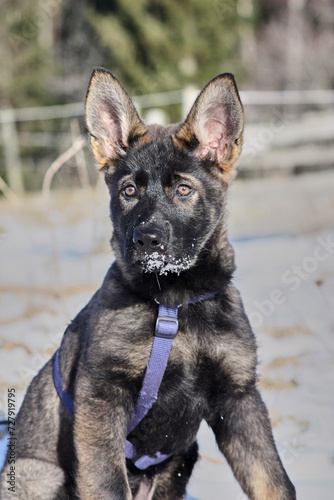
135 251 192 275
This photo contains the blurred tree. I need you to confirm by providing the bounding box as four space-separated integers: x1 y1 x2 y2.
0 0 64 193
55 0 252 100
0 0 62 107
1 0 334 106
253 0 334 90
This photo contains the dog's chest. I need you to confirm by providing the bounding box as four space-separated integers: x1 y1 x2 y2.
89 290 257 426
97 301 252 392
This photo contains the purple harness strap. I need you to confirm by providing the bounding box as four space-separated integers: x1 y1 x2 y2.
53 293 216 470
124 305 178 469
54 345 74 417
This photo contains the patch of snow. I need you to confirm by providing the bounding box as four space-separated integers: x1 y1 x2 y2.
142 251 192 275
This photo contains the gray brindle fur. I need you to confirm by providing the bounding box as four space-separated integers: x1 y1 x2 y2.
0 69 296 500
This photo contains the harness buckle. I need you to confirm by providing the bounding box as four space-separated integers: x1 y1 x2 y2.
133 450 157 463
155 316 179 338
133 450 173 470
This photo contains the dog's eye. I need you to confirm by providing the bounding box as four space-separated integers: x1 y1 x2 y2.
177 184 193 197
122 185 137 198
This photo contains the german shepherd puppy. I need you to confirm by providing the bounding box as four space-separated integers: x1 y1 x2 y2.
0 69 296 500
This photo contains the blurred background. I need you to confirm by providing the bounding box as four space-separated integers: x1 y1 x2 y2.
0 0 334 190
0 1 334 499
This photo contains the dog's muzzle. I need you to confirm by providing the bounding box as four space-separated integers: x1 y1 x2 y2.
131 226 192 275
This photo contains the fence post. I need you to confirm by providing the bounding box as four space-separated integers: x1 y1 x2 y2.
1 109 25 195
181 86 199 120
70 119 90 189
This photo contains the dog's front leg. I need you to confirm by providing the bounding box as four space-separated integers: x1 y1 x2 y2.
74 390 132 500
209 387 296 500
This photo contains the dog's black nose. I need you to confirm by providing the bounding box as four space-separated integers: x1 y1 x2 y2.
133 227 166 253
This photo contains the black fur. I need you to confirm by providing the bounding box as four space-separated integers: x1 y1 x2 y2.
0 69 296 500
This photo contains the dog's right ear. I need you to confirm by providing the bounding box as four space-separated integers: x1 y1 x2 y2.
85 68 147 172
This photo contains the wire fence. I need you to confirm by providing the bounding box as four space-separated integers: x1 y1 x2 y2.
1 88 334 124
0 88 334 200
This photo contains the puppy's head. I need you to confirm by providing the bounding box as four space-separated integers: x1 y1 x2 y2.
85 68 243 275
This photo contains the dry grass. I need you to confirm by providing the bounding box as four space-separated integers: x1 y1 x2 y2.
258 376 299 391
265 323 312 339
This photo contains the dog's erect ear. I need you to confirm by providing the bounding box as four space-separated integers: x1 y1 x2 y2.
85 68 147 171
174 74 244 177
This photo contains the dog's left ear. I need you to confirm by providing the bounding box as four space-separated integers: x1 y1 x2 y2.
85 68 147 171
174 74 244 177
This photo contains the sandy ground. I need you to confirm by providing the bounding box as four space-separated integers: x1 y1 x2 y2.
0 169 334 498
